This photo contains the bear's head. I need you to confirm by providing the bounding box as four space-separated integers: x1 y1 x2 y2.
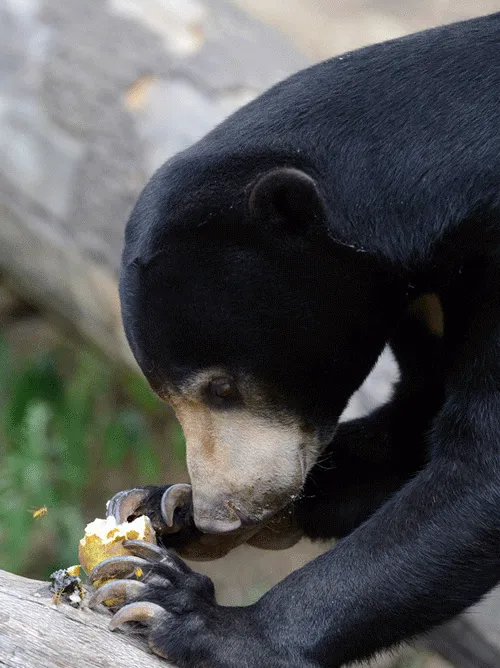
120 152 401 535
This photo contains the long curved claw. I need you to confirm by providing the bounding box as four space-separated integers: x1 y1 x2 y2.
88 579 146 608
122 540 166 562
160 483 192 529
109 602 167 630
106 488 150 523
124 539 191 574
89 556 150 584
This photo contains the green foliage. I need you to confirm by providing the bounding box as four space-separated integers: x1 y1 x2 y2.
0 335 184 578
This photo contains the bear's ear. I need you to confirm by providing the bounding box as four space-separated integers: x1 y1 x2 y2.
248 167 325 233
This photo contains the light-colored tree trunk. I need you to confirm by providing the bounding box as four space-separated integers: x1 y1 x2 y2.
0 568 172 667
0 0 307 367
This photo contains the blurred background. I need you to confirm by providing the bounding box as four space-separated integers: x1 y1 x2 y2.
1 1 500 666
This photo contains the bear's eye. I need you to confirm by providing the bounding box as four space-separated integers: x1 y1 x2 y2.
205 378 242 408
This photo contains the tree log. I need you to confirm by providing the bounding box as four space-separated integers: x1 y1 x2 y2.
0 568 172 668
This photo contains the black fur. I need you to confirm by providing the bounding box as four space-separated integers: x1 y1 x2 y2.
118 13 500 667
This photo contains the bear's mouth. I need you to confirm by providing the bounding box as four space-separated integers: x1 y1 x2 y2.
192 492 291 535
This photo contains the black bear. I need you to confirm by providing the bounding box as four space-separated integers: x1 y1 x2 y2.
91 12 500 668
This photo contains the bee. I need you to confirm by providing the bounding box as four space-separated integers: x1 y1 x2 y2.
51 589 64 606
30 506 48 519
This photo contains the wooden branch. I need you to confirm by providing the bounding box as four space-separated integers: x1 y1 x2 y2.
0 569 171 668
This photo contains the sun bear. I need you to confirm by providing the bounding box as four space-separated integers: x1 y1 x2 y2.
91 13 500 668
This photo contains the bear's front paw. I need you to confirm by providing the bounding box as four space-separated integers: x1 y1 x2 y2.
89 541 237 665
107 483 193 536
89 540 313 668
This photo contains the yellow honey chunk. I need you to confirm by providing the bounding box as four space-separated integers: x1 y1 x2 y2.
78 514 155 588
